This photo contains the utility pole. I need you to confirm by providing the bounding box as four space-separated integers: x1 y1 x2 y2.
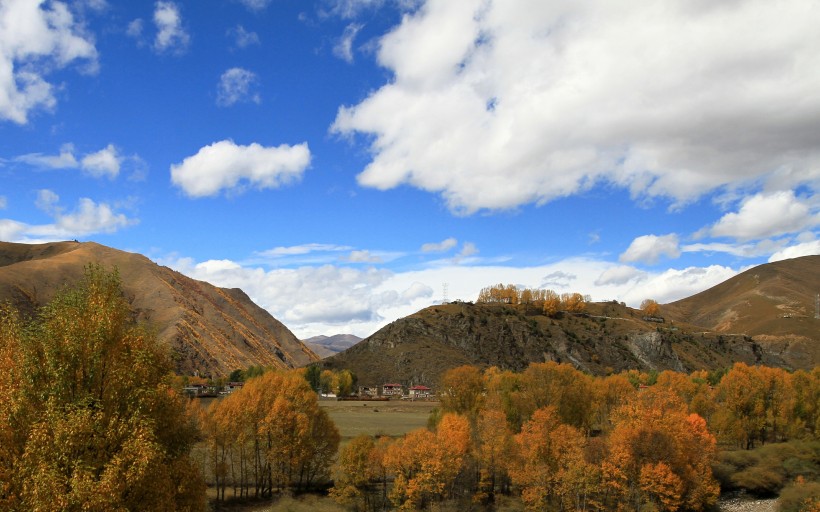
442 282 449 304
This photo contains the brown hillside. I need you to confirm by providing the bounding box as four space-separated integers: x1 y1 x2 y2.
663 255 820 370
0 241 318 376
323 300 786 388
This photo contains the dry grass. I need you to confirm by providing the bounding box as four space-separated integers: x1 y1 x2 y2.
319 399 438 441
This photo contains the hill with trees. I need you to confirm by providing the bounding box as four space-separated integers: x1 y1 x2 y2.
325 257 819 387
0 241 317 377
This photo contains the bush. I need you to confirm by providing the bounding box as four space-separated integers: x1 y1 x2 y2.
778 480 820 512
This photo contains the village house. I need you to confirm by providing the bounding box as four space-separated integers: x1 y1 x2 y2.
382 383 403 396
408 385 433 400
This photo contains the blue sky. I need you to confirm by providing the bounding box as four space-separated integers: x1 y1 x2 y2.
1 0 819 339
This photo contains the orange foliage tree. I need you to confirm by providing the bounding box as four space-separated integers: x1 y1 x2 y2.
602 388 719 511
0 266 205 511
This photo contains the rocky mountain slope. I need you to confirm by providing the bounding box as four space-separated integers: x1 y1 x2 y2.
0 241 317 376
323 300 788 387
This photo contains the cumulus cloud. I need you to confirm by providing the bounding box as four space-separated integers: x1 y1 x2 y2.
709 191 819 241
333 23 363 63
594 265 646 286
332 0 820 213
619 265 739 306
126 18 143 38
153 1 189 54
228 25 259 48
217 68 261 107
80 144 121 178
0 0 97 124
620 234 681 265
170 140 311 197
0 193 136 242
15 143 123 178
421 237 457 252
768 241 820 262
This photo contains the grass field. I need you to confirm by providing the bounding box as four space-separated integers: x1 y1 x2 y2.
319 399 438 442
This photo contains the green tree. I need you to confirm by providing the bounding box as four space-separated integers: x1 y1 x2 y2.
0 265 205 511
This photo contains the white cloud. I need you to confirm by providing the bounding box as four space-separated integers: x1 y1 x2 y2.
768 241 820 262
594 265 646 286
541 270 576 289
0 194 136 242
620 234 681 265
682 240 784 259
80 144 121 178
0 0 98 124
0 196 6 210
16 143 124 178
126 18 143 39
619 265 739 306
709 191 819 241
237 0 272 11
16 144 78 169
153 1 189 54
454 241 478 262
258 243 351 258
228 25 259 48
35 189 61 214
421 237 457 252
344 250 383 263
217 68 260 107
332 0 820 214
170 140 311 197
333 23 363 63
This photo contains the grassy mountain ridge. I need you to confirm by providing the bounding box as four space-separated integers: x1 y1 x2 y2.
663 255 820 370
0 240 318 376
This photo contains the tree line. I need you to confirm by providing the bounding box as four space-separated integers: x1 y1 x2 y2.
330 362 820 511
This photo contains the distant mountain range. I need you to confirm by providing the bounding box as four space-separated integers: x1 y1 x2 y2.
302 334 362 359
0 241 318 377
325 256 819 387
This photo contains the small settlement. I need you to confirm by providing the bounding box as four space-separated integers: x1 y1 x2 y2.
342 383 435 401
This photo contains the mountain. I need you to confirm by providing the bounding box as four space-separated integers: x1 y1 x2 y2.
663 255 820 370
325 257 818 387
303 334 362 359
323 300 788 387
0 241 318 376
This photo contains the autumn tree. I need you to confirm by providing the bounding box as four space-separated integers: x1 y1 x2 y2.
205 369 340 499
542 290 562 317
602 388 719 511
385 414 471 511
330 435 385 511
641 299 661 317
438 365 485 419
509 406 598 511
0 265 205 511
473 409 514 504
562 292 587 313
